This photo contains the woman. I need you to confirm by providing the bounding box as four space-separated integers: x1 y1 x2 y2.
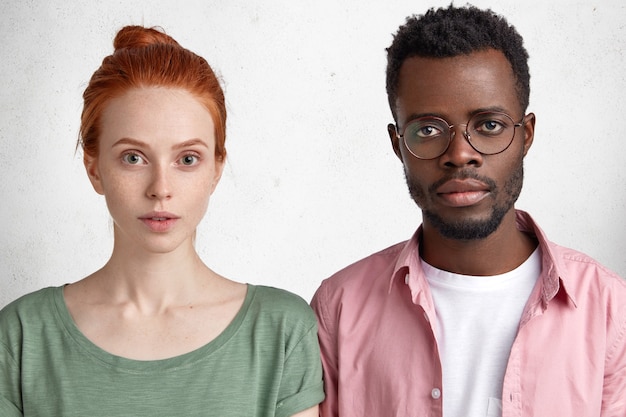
0 26 323 417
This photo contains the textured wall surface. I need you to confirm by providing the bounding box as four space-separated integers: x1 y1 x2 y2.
1 0 625 307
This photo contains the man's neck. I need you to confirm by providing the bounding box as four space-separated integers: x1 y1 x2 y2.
420 211 538 276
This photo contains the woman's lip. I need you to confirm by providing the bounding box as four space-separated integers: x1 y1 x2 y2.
139 211 179 220
138 212 180 232
140 217 179 232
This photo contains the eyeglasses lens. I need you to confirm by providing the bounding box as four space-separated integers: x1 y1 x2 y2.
402 112 517 159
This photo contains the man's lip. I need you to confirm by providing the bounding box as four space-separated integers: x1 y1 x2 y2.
435 179 491 207
436 179 490 194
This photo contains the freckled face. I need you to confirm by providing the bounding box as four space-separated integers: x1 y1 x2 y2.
389 49 535 240
84 87 224 254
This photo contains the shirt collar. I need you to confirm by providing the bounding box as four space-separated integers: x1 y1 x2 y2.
388 226 435 311
388 209 577 308
514 210 577 308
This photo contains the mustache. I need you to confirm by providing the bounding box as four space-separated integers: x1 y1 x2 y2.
428 170 497 194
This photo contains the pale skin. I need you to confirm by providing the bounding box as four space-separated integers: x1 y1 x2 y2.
388 49 537 276
64 87 317 417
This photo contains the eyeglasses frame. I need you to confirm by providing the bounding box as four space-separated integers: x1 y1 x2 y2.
395 111 526 160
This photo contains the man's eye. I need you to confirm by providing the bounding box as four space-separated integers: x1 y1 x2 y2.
483 120 503 131
417 125 443 138
474 119 507 136
406 121 445 140
122 152 144 165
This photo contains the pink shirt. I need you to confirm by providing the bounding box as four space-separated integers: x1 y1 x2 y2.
311 210 626 417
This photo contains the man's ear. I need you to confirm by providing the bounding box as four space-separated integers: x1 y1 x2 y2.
84 153 104 195
522 112 536 157
388 123 403 161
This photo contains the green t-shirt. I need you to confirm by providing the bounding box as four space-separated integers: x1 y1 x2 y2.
0 285 324 417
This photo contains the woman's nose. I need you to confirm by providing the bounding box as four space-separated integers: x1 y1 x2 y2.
146 165 172 200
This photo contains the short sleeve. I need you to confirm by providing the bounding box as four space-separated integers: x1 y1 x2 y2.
0 350 24 417
0 305 25 417
275 320 325 417
311 282 339 417
0 399 23 417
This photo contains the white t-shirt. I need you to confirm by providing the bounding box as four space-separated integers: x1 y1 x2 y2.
423 248 541 417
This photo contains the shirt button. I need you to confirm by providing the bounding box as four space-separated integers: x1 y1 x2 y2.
431 388 441 399
405 273 410 285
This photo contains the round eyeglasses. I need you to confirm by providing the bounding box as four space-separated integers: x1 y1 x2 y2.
396 111 525 160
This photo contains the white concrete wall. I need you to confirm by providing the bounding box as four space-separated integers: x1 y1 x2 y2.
1 0 625 307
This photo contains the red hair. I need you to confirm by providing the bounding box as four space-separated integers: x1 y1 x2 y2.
79 26 226 161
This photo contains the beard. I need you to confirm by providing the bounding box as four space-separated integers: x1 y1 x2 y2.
406 161 524 241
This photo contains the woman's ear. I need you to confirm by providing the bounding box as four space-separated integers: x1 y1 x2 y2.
209 156 226 194
84 154 105 195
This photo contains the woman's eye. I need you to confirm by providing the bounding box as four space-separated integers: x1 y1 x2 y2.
122 152 145 165
180 154 199 166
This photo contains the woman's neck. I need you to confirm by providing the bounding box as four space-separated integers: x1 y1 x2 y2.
86 239 219 312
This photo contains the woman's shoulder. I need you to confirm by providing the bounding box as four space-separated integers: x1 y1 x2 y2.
249 284 310 308
0 286 60 319
246 285 316 322
0 287 63 351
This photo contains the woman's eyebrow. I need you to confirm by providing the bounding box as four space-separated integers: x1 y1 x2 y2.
110 137 209 150
172 139 209 150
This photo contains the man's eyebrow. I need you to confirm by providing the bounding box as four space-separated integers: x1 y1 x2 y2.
470 106 511 115
404 112 440 121
402 106 514 123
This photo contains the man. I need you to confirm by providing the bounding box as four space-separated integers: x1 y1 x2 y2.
311 5 626 417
